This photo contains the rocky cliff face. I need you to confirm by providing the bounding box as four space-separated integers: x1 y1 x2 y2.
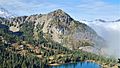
0 9 105 52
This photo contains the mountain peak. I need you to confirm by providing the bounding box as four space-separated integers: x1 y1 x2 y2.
0 9 105 51
55 9 64 12
48 9 70 17
115 19 120 22
95 19 106 22
54 9 65 14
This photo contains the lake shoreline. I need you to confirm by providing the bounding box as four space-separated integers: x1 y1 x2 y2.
48 60 118 68
86 60 118 68
48 60 99 66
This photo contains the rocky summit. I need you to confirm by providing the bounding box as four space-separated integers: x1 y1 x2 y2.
0 9 118 68
0 9 105 52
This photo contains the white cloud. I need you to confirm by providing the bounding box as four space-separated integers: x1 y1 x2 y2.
85 21 120 58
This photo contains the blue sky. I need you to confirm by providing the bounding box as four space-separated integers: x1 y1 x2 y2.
0 0 119 20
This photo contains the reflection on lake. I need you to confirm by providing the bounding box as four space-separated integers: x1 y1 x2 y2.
49 62 101 68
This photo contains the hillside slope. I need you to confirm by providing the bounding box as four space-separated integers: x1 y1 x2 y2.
0 9 105 52
0 9 118 68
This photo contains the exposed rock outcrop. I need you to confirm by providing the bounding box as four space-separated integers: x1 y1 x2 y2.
0 9 105 52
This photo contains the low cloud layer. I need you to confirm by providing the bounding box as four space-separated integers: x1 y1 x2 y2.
83 21 120 58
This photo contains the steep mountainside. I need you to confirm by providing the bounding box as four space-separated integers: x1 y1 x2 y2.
0 9 118 68
0 9 105 52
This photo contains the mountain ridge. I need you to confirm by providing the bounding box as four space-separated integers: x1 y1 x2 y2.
0 9 105 53
81 18 120 23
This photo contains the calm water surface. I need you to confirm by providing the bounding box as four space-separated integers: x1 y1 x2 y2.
49 62 101 68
